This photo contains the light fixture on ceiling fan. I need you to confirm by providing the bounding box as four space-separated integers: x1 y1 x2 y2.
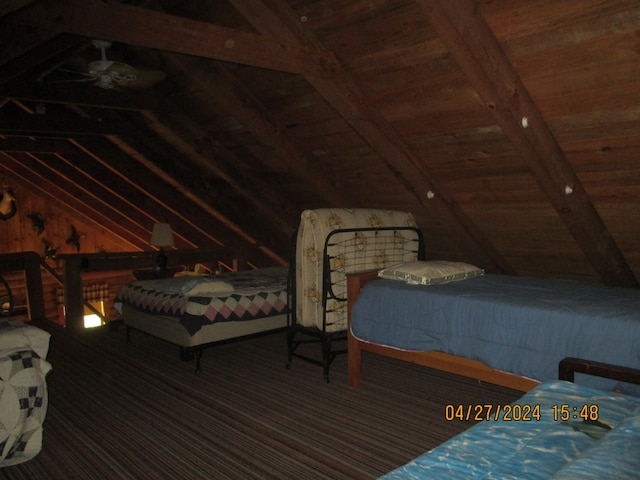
51 39 166 90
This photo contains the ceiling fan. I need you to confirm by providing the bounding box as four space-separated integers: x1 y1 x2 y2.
51 40 166 90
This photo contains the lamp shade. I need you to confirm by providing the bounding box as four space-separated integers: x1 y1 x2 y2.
149 223 175 247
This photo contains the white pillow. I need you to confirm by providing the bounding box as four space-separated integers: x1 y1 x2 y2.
378 260 484 285
0 319 51 359
182 280 234 296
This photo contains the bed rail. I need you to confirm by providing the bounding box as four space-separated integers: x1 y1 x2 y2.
559 357 640 385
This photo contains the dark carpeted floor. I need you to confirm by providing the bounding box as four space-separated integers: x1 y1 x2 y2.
1 324 522 479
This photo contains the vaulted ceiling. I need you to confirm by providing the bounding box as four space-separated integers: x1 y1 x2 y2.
1 0 639 285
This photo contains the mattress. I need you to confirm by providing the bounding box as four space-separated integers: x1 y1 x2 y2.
116 266 288 335
351 274 640 395
294 208 419 332
121 304 287 348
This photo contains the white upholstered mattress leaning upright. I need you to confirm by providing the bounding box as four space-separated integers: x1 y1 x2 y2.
294 208 418 333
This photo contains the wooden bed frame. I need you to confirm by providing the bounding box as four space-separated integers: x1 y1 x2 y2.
346 270 540 392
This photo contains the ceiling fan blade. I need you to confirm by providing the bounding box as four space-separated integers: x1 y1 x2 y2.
56 67 97 79
47 76 99 85
124 69 167 88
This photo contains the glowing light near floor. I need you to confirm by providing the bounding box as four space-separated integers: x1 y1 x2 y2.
84 314 103 329
83 300 105 328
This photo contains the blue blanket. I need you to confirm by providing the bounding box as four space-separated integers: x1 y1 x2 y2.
381 381 640 479
351 275 640 395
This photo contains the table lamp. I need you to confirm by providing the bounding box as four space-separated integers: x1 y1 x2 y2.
150 223 174 271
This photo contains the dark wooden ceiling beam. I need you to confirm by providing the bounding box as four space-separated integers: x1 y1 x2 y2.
69 135 224 250
161 53 351 207
100 132 287 265
95 99 294 257
0 108 125 135
0 0 36 17
8 0 333 76
1 83 162 111
0 34 82 85
0 136 78 153
415 0 637 287
33 150 162 244
138 108 298 240
231 0 514 274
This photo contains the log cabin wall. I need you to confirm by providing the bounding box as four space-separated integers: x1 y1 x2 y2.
0 183 138 324
0 180 129 256
0 182 273 326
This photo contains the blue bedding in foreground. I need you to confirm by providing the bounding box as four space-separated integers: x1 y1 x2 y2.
351 274 640 395
380 381 640 479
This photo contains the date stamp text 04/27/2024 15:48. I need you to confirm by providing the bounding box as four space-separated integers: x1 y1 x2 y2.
445 403 600 422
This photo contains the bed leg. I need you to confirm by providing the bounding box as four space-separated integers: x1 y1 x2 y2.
195 349 203 373
285 325 295 369
126 326 131 342
322 335 332 383
348 330 362 387
180 347 202 372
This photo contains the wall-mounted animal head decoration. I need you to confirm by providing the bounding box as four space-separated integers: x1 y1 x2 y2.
42 238 58 260
0 188 16 221
27 212 46 235
66 224 81 252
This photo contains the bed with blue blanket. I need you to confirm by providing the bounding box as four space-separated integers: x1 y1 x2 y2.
381 358 640 480
347 263 640 394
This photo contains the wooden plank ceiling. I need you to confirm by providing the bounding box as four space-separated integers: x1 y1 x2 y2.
1 0 639 284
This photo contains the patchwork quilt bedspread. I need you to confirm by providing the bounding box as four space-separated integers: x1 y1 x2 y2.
115 266 289 335
0 319 52 466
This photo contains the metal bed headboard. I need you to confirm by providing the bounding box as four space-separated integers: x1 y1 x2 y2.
321 226 424 330
286 223 424 382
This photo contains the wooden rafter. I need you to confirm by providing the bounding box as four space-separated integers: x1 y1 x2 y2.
8 0 331 76
416 0 637 287
68 136 207 250
0 0 37 17
102 134 288 266
0 109 125 135
138 108 298 240
160 53 351 208
230 0 515 273
0 34 83 86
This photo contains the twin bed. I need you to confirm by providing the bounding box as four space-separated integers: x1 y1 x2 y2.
381 358 640 479
116 266 288 371
347 262 640 396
